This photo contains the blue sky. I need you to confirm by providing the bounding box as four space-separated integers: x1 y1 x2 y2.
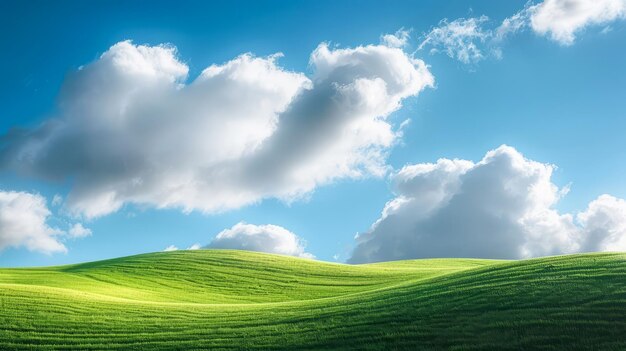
1 0 626 266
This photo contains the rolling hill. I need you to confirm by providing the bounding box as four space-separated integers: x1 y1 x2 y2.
0 250 625 350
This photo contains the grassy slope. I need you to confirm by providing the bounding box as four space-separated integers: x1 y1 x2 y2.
0 250 624 350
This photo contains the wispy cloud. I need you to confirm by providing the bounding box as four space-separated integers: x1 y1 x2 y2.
419 0 626 64
418 16 493 64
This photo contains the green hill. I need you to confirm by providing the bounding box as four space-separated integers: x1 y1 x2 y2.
0 250 624 350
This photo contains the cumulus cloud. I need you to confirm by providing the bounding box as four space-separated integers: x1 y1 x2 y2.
498 0 626 45
0 191 66 254
349 146 626 263
187 243 201 250
419 16 493 64
68 223 92 238
207 222 314 258
577 195 626 251
0 40 433 219
527 0 626 45
381 29 411 48
162 243 201 252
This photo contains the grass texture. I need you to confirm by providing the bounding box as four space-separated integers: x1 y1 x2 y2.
0 250 624 350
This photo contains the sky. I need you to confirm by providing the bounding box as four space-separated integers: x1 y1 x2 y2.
1 0 626 267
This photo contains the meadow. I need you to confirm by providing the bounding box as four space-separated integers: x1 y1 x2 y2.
0 250 624 350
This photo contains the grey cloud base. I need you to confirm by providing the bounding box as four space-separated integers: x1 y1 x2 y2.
0 40 433 219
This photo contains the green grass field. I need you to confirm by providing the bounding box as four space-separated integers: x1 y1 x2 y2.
1 250 625 350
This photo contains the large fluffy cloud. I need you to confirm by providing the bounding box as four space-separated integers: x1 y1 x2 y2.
207 222 313 258
0 40 433 218
0 191 66 254
349 146 626 263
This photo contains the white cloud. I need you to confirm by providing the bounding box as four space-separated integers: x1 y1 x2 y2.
495 8 531 40
577 195 626 251
163 245 178 252
528 0 626 45
498 0 626 45
418 16 492 64
423 0 626 63
68 223 92 238
208 222 314 258
51 194 63 206
381 29 411 48
0 191 66 254
1 40 433 219
350 146 626 263
186 243 201 250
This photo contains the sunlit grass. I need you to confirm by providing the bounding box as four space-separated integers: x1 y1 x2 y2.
1 250 624 350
